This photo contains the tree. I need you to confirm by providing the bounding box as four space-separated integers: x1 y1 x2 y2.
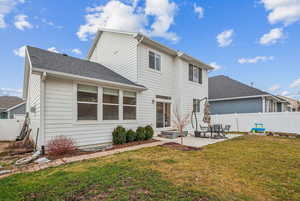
172 106 190 144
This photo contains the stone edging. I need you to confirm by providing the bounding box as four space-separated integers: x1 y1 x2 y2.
0 141 165 180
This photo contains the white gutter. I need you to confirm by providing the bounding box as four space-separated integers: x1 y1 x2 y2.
32 67 147 91
209 95 270 102
135 33 214 70
6 102 26 112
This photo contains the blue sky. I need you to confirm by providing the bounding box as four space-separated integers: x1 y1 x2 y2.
0 0 300 99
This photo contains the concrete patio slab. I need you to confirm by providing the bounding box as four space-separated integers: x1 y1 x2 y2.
155 134 242 148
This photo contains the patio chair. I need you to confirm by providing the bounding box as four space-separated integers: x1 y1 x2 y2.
224 125 231 132
211 124 227 139
199 124 210 138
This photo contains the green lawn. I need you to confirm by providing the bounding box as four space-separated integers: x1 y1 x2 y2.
0 135 300 201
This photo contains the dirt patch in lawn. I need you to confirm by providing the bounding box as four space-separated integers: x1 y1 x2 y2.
160 142 201 151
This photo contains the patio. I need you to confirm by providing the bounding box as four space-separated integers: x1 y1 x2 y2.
155 134 241 147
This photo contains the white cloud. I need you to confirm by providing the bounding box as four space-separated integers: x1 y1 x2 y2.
47 47 59 53
13 45 26 57
259 28 284 45
0 0 26 28
0 14 5 28
290 78 300 88
281 90 290 96
261 0 300 26
217 29 234 47
77 0 179 43
209 62 222 71
268 84 281 92
0 88 22 97
193 3 204 19
145 0 178 42
14 14 32 30
40 18 63 29
71 48 82 55
238 56 274 64
77 0 147 41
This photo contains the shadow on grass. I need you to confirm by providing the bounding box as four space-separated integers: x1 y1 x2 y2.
0 160 214 201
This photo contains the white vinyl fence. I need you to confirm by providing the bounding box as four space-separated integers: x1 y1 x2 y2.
211 112 300 134
0 119 24 141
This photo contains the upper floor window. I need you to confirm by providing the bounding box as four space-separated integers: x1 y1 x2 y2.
189 64 202 84
193 99 201 113
149 51 161 71
103 88 119 120
77 84 98 120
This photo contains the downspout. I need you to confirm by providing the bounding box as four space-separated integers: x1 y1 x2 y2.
136 34 144 82
40 72 47 151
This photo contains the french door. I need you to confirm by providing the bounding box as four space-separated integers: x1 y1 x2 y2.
156 102 171 128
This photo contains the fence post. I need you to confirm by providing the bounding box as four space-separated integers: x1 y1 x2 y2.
235 113 239 131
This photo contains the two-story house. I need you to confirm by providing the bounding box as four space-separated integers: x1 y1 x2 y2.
23 28 213 148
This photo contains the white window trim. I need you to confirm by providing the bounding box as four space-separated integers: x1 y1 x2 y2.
148 49 162 72
193 99 201 113
103 87 120 121
189 64 203 84
123 90 137 120
73 82 139 124
154 100 172 130
76 83 99 122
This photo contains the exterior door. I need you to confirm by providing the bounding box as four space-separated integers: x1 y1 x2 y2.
156 102 171 128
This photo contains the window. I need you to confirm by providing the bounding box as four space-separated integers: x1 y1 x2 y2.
103 88 119 120
77 84 98 120
123 91 137 120
193 99 201 113
149 51 161 71
189 64 202 84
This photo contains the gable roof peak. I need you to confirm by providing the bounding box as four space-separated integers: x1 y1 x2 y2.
88 28 214 70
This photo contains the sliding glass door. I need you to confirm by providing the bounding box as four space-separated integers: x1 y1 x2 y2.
156 102 171 128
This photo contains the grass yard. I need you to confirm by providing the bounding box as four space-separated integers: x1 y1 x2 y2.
0 135 300 201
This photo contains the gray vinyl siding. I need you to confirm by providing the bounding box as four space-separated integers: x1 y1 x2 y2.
9 103 26 118
209 97 263 115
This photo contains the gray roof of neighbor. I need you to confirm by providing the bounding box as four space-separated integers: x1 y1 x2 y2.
27 46 144 88
0 96 24 110
209 75 269 100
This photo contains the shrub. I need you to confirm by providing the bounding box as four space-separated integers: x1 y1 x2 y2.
126 129 136 143
112 126 126 144
144 125 154 140
136 127 145 141
46 136 76 156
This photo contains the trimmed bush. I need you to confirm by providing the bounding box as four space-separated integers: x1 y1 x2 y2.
144 125 154 140
112 126 126 144
46 136 76 156
126 129 136 143
136 127 146 141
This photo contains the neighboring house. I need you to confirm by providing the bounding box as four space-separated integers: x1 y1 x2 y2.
277 95 300 112
208 75 289 115
23 28 213 148
0 96 26 119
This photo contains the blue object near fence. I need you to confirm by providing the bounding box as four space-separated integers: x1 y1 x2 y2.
251 123 266 133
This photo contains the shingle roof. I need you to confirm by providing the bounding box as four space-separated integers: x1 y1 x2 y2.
0 96 24 110
209 75 269 100
27 46 145 88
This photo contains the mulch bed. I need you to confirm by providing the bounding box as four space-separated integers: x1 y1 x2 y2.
160 142 201 151
106 139 159 151
47 139 160 160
